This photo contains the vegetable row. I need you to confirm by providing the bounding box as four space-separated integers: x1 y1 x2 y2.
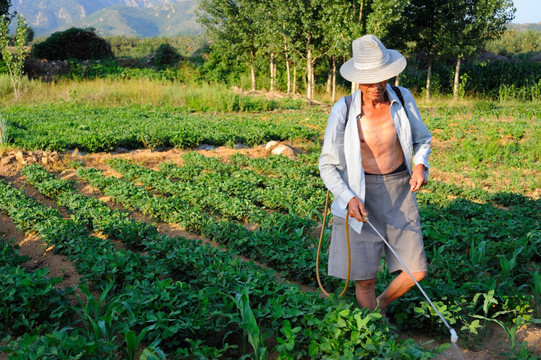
0 167 435 359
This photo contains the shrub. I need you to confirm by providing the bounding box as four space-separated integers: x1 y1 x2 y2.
152 43 182 69
31 27 113 61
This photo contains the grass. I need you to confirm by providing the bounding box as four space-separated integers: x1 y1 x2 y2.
0 75 306 111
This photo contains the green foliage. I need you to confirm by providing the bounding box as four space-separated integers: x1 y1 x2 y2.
462 60 541 100
0 241 72 338
234 291 267 360
486 29 541 56
0 113 8 146
31 28 113 61
0 96 539 357
0 163 436 359
2 104 314 152
152 43 183 68
304 303 443 359
0 15 28 98
0 0 9 18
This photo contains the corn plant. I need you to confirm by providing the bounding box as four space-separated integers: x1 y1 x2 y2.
534 271 541 319
72 282 124 354
123 325 166 360
471 315 533 358
234 291 267 360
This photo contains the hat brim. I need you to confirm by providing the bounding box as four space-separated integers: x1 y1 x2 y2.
339 49 406 84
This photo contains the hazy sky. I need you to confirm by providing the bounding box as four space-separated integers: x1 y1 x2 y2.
513 0 540 23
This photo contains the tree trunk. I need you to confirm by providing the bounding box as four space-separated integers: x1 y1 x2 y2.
326 62 332 94
285 45 291 94
453 56 461 100
270 53 275 92
311 65 315 100
351 81 357 94
307 47 313 100
250 47 256 91
426 55 432 102
293 65 297 94
332 55 336 102
359 0 365 24
394 73 400 86
273 60 277 92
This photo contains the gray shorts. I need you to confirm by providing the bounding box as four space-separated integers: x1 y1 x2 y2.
328 170 428 280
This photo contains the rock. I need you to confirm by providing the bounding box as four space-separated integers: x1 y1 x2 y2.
113 147 129 154
15 151 25 161
1 155 14 166
271 144 295 157
265 141 279 150
197 144 216 151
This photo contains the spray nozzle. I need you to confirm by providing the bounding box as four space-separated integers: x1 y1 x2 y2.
450 328 458 344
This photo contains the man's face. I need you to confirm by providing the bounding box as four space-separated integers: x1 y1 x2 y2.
359 81 388 102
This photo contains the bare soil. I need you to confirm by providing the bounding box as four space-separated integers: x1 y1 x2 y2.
0 146 539 359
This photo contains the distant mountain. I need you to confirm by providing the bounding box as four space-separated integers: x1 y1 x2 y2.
507 23 541 32
10 0 202 38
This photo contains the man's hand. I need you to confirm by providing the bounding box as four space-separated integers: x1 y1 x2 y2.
410 164 428 192
348 197 368 222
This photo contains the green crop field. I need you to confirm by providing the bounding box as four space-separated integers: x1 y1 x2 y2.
0 81 539 359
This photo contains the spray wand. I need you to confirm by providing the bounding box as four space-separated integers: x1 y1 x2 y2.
316 190 459 347
364 219 458 345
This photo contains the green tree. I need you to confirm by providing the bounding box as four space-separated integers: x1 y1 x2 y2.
0 14 28 99
0 0 10 18
31 28 113 60
320 1 363 99
445 0 514 99
280 0 333 100
152 42 182 69
365 0 408 40
197 0 264 91
399 0 450 100
485 29 541 56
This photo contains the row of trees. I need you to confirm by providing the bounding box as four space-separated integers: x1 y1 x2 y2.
197 0 515 101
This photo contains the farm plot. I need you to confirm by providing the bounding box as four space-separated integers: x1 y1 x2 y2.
0 101 540 359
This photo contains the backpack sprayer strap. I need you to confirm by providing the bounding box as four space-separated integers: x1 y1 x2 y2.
316 190 351 297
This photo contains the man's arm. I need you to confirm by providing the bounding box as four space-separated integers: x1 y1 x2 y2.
319 99 357 209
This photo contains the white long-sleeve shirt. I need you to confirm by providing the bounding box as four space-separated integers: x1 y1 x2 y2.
319 85 432 234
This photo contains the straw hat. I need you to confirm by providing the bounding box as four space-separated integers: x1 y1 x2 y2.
340 35 406 84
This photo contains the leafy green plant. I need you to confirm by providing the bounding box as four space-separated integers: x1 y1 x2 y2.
275 320 302 360
0 242 72 338
0 114 8 146
0 14 28 99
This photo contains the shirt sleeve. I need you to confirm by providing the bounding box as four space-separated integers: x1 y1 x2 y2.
401 88 432 170
319 99 357 210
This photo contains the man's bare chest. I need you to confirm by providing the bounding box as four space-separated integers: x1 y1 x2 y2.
357 112 398 148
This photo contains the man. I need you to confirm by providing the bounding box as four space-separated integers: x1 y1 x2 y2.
319 35 431 317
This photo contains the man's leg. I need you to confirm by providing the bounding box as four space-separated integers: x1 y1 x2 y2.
376 271 426 316
355 278 377 310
